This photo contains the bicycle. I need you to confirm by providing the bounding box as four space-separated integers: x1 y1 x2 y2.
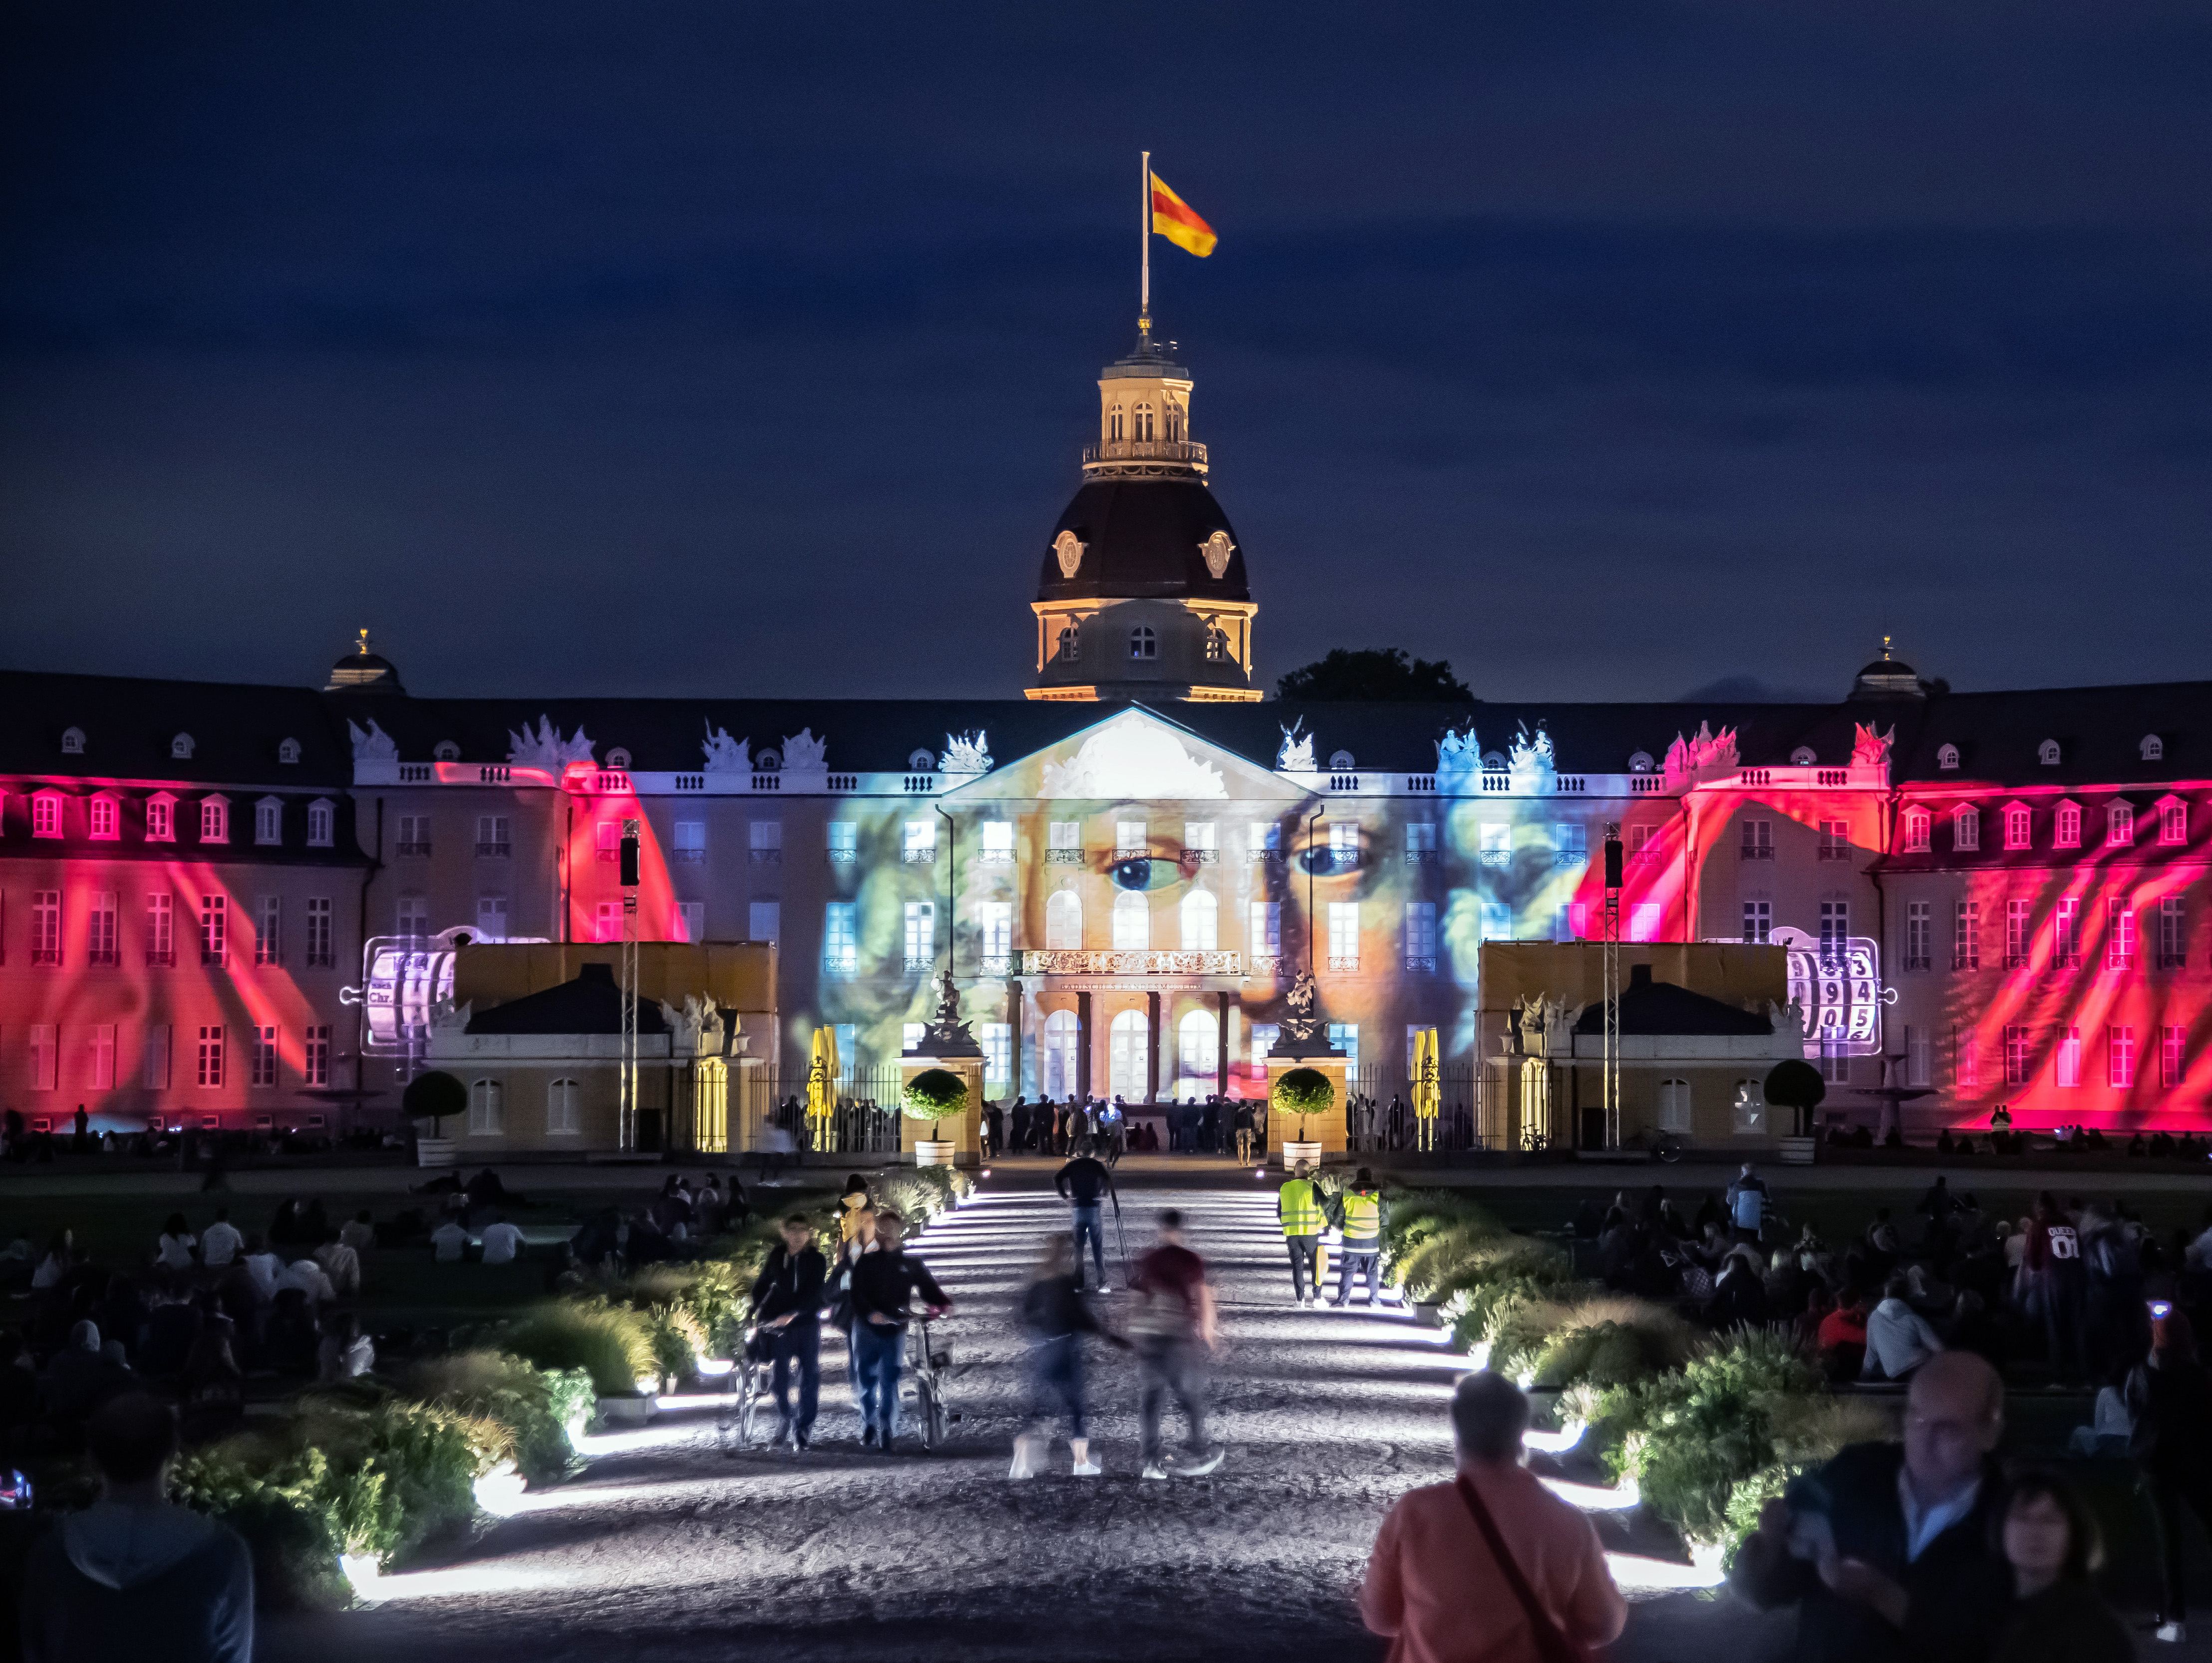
1620 1126 1685 1164
903 1314 959 1450
716 1324 773 1454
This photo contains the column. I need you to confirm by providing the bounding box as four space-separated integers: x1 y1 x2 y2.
1215 992 1230 1096
1076 991 1092 1102
1146 990 1162 1102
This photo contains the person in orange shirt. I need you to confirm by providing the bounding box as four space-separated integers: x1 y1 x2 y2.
1360 1370 1626 1663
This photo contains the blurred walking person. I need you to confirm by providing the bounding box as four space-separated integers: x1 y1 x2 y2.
1128 1209 1224 1480
1361 1370 1625 1663
1009 1234 1128 1480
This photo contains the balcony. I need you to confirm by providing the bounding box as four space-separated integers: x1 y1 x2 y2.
2004 953 2030 970
904 955 935 975
749 848 782 864
474 841 510 858
2055 951 2082 970
1952 953 1979 972
976 954 1014 977
306 952 334 969
1478 849 1510 868
147 949 175 968
823 955 858 979
1903 956 1931 972
1019 949 1245 976
902 848 936 864
1179 848 1218 864
398 841 432 858
2160 953 2188 970
675 849 705 863
976 850 1015 865
202 950 226 968
30 949 59 967
1045 848 1084 864
1553 850 1586 868
1111 847 1149 864
1817 846 1852 862
1327 956 1361 974
1403 849 1438 866
88 948 119 968
2107 953 2136 971
828 848 859 864
1250 953 1285 977
1081 438 1208 468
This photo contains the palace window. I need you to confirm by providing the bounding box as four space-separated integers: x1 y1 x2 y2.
2107 898 2136 969
255 799 283 845
468 1079 505 1136
480 896 511 941
146 893 174 967
1046 890 1083 949
1937 744 1960 770
1056 624 1079 664
146 795 174 842
1743 901 1772 945
827 821 857 861
2054 898 2080 968
2108 803 2135 847
903 819 935 862
1113 891 1149 951
1180 889 1218 951
200 895 227 966
1550 823 1584 865
30 892 60 966
1133 403 1155 442
979 820 1015 863
2054 802 2081 849
548 1078 581 1136
1249 901 1280 957
2056 1026 2082 1088
1628 902 1660 943
143 1025 171 1090
977 901 1012 965
2006 900 2032 968
1819 901 1849 961
1952 806 1979 852
2004 1024 2032 1086
89 795 117 840
306 800 333 847
306 898 333 967
307 1027 332 1089
749 820 781 861
1905 901 1930 970
2109 1025 2136 1089
2161 897 2187 968
256 896 281 966
88 892 117 966
1899 809 1929 854
2161 799 2189 845
1327 901 1360 971
824 903 858 975
1818 819 1852 861
1403 901 1437 969
2164 1026 2188 1087
200 797 228 844
30 795 61 839
1129 626 1157 661
672 821 705 863
398 814 431 857
197 1026 225 1089
2004 805 2031 850
903 901 935 972
251 1025 279 1088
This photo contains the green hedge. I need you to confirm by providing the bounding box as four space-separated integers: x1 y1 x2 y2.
404 1350 593 1484
501 1298 656 1396
902 1067 968 1121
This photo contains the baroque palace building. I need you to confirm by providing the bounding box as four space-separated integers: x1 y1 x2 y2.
3 323 2210 1149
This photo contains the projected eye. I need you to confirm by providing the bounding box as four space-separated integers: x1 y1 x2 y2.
1293 830 1365 877
1109 856 1184 892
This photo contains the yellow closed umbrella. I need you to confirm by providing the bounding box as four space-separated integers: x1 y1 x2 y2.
807 1025 839 1121
1413 1027 1441 1119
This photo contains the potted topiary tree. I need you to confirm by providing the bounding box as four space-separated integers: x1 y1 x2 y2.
1272 1066 1333 1170
902 1068 968 1166
1764 1058 1826 1164
404 1070 467 1168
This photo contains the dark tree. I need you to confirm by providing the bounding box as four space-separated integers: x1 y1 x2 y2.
403 1069 468 1136
1764 1059 1827 1138
1275 648 1475 703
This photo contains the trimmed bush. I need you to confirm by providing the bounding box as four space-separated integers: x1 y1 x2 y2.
1270 1067 1333 1136
1529 1297 1701 1391
405 1350 592 1485
502 1299 655 1397
902 1068 968 1122
645 1304 708 1386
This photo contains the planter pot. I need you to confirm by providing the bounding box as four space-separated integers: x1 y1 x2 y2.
1777 1136 1818 1167
594 1393 656 1428
915 1139 956 1167
1281 1140 1324 1169
416 1136 457 1169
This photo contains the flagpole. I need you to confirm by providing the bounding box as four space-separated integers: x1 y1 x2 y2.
1139 149 1151 336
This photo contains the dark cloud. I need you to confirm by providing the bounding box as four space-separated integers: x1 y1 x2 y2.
2 2 2210 701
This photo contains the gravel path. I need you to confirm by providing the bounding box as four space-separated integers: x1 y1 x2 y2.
261 1174 1793 1663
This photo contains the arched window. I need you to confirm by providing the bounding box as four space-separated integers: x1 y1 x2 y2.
693 1057 727 1153
1108 1008 1148 1100
1055 624 1080 664
1112 890 1150 950
1129 626 1157 660
1042 1009 1080 1099
1110 405 1125 442
547 1078 581 1136
1133 403 1154 442
2143 734 2166 762
1165 403 1183 441
1936 744 1959 770
1900 808 1931 853
2039 739 2062 766
1176 1008 1218 1098
1046 890 1083 950
1179 889 1218 951
469 1078 505 1137
1656 1077 1691 1135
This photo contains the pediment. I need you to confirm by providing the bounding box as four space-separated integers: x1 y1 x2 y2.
941 707 1295 803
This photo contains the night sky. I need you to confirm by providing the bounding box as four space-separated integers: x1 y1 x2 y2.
4 2 2210 706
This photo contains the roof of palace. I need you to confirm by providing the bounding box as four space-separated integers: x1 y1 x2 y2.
4 666 2212 792
1572 965 1773 1036
464 962 669 1036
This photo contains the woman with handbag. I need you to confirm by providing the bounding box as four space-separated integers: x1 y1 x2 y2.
1360 1370 1625 1663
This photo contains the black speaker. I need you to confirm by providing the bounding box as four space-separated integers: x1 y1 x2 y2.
1603 837 1623 890
620 834 640 888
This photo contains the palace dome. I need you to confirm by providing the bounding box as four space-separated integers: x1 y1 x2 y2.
1035 476 1250 603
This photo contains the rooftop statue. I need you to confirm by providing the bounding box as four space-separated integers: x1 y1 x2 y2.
701 723 750 774
347 717 398 763
781 728 828 771
1277 719 1315 773
508 715 596 773
942 730 993 775
1852 721 1896 767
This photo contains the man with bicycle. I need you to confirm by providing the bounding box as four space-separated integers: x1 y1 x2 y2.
749 1213 827 1452
848 1209 952 1452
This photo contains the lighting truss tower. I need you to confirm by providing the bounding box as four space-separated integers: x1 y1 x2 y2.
1601 822 1623 1150
619 819 640 1152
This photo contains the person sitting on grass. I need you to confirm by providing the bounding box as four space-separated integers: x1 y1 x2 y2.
1863 1276 1945 1382
429 1216 470 1263
313 1230 361 1296
478 1213 525 1266
199 1207 243 1270
278 1253 335 1309
241 1234 282 1303
30 1230 72 1292
316 1313 375 1384
154 1214 198 1274
338 1209 375 1254
21 1392 253 1663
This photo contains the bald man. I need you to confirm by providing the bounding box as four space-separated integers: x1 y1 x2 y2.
1731 1351 2014 1663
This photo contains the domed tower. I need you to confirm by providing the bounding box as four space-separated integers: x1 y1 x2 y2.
324 629 405 695
1025 330 1261 702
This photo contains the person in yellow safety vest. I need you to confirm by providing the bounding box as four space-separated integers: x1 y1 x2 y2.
1329 1167 1389 1309
1278 1160 1326 1306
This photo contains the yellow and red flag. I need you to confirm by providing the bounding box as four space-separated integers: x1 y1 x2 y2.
1149 172 1217 258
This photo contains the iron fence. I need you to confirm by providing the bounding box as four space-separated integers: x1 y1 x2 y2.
740 1067 908 1156
1338 1064 1490 1153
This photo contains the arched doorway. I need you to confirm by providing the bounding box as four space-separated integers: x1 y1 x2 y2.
1657 1077 1691 1134
1042 1009 1080 1100
1109 1008 1148 1101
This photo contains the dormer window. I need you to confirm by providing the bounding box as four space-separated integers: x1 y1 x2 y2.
2108 802 2135 848
306 799 334 848
30 793 63 839
1953 805 1980 852
1328 750 1356 771
255 797 283 846
1790 746 1817 765
2003 803 2032 850
88 794 118 841
60 727 84 755
2038 738 2061 766
1900 807 1931 852
145 793 176 842
2054 801 2081 849
1936 744 1959 770
2158 796 2188 845
199 796 229 844
607 747 632 769
433 740 460 762
2143 734 2165 762
907 748 935 772
172 733 195 760
1627 751 1654 774
1129 626 1157 660
279 737 301 764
